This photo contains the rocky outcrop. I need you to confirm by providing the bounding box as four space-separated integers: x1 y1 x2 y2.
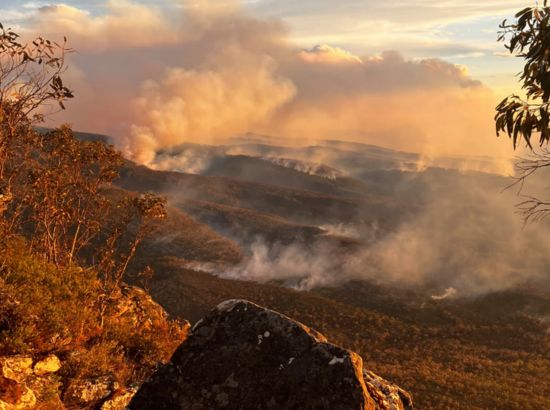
101 387 138 410
106 284 174 330
0 354 137 410
64 375 120 407
0 284 182 410
364 370 413 410
60 284 185 410
33 355 61 376
130 299 413 410
0 355 60 410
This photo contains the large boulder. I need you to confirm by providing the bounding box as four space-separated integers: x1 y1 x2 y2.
130 299 413 410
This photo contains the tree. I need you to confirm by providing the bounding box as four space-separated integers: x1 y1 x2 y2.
0 23 167 298
495 2 550 221
0 24 187 408
0 23 73 179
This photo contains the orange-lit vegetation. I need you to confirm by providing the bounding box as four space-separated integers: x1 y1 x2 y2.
0 24 186 407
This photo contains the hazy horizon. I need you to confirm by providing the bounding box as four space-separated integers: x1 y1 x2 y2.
2 0 528 169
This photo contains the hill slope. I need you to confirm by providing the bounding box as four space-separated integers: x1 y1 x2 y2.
133 261 550 410
76 132 550 409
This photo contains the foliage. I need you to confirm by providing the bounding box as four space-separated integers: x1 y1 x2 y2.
0 237 99 354
495 2 550 148
0 125 169 321
0 23 73 177
495 2 550 221
0 236 187 392
0 23 187 408
7 126 123 263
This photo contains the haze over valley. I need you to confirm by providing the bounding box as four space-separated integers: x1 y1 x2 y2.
104 131 550 408
105 133 550 297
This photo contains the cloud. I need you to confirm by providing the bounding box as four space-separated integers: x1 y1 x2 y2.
266 50 511 162
0 8 35 24
251 2 520 42
257 1 524 20
27 0 177 51
19 0 514 165
298 45 363 64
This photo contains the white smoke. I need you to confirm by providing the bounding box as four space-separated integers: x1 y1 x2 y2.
319 224 361 239
431 288 458 300
261 157 346 180
150 147 216 174
202 167 550 296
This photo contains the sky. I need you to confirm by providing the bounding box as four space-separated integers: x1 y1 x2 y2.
2 0 526 92
251 0 526 93
0 0 531 168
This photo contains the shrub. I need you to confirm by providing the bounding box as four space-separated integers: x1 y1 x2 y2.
0 233 187 404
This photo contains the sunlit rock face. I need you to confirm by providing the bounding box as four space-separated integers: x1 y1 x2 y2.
130 299 413 410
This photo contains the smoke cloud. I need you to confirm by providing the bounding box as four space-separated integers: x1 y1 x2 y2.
128 49 296 164
19 0 545 298
198 165 550 297
356 173 550 295
141 136 550 297
20 0 514 168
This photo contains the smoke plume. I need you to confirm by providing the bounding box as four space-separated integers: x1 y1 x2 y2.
205 165 550 296
20 0 514 168
19 0 546 297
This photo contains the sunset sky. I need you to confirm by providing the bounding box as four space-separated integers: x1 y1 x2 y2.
0 1 531 166
2 0 527 93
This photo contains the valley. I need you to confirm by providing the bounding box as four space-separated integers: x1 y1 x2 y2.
77 132 550 409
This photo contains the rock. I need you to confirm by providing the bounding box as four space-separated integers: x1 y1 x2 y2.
0 382 36 410
363 370 413 410
0 355 61 409
1 357 33 383
106 284 172 330
33 355 61 376
130 299 413 410
64 376 118 407
101 387 138 410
